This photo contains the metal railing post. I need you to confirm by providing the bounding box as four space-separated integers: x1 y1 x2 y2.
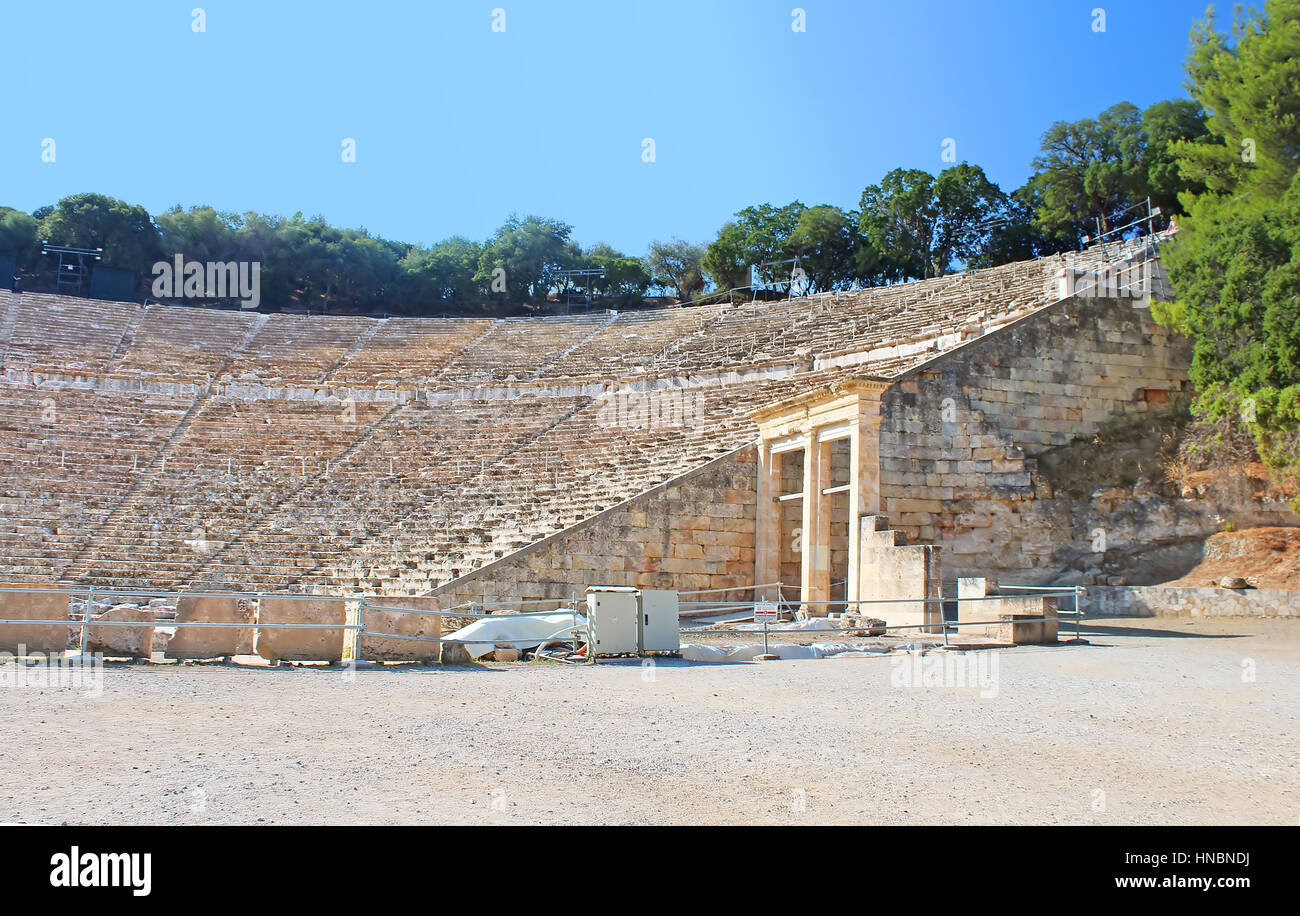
941 582 950 647
78 585 94 656
354 598 366 663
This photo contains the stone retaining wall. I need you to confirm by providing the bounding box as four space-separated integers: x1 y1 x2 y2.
428 447 759 608
878 294 1195 581
1084 585 1300 618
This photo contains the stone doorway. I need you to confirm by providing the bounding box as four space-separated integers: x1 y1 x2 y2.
752 379 887 616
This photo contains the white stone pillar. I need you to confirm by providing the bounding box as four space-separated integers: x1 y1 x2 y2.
754 444 783 597
847 395 882 608
800 433 831 615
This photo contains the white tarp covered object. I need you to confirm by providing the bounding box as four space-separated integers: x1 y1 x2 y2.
442 612 586 659
724 618 842 632
678 642 892 662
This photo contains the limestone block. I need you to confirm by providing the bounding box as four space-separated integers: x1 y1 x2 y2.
998 609 1059 645
671 542 704 560
359 598 441 662
166 596 255 659
843 615 887 636
0 590 70 653
87 605 155 659
256 598 346 663
440 639 473 665
955 577 1004 638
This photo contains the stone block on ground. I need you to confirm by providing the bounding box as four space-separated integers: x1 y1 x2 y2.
358 598 441 662
256 598 347 663
87 605 155 659
842 615 887 636
439 639 473 665
0 590 71 653
165 596 255 659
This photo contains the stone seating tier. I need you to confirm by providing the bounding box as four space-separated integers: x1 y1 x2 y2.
0 238 1165 593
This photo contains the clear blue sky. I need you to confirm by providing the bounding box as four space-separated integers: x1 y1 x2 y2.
3 0 1212 256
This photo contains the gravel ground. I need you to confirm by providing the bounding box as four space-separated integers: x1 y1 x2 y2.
1 616 1297 825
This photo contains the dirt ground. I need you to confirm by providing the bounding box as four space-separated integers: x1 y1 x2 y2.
1 616 1297 825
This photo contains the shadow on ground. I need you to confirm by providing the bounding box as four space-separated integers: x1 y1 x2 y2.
1076 620 1249 640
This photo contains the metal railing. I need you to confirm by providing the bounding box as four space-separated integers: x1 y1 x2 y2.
680 586 1086 645
0 579 1087 659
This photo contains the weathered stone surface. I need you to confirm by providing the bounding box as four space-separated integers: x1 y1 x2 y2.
842 616 887 636
0 590 70 653
428 449 759 610
87 605 154 659
439 639 473 665
956 577 1004 639
358 598 441 662
857 516 942 631
166 596 255 659
256 598 346 663
873 295 1300 585
995 599 1058 644
1087 584 1300 618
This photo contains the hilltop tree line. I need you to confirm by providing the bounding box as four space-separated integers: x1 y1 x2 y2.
1 92 1210 313
0 205 656 313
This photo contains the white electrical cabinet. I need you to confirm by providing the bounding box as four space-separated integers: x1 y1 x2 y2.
585 586 680 657
638 589 680 654
586 587 640 656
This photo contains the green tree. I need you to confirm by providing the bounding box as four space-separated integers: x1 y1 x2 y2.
969 184 1052 267
401 236 484 304
858 164 1006 280
1027 99 1207 245
732 202 806 285
1028 102 1146 244
476 215 580 303
701 202 820 295
36 193 162 272
224 211 403 312
0 207 39 271
701 221 750 293
316 229 402 312
1154 0 1300 496
646 238 706 299
786 204 857 292
1173 0 1300 200
931 164 1007 275
156 205 242 264
238 211 296 307
582 243 651 305
858 168 934 281
1141 98 1211 215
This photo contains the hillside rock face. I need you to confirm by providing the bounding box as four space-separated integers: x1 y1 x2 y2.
1001 477 1298 585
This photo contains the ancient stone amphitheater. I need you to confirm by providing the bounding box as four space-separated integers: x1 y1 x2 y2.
0 239 1178 605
